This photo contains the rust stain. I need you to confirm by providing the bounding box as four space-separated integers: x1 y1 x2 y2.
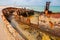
49 21 54 29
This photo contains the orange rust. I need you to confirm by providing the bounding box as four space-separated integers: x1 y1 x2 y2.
1 15 3 18
49 21 54 29
26 18 30 24
6 24 9 27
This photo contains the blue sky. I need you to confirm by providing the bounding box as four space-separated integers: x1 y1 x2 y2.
0 0 60 6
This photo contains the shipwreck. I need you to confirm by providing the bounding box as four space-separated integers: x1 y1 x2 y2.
1 1 60 40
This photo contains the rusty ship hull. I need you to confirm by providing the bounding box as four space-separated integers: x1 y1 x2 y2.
1 6 60 39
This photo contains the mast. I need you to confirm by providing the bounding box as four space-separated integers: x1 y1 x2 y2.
45 1 51 16
45 1 50 11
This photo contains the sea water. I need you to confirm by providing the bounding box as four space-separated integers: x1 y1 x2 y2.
26 6 60 12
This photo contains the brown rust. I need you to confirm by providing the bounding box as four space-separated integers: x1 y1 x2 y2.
2 6 60 38
2 7 34 17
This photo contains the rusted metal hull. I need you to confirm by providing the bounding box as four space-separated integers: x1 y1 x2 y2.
2 7 60 38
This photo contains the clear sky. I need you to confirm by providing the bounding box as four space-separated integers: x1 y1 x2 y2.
0 0 60 6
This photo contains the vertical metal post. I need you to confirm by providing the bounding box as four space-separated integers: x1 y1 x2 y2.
45 2 50 11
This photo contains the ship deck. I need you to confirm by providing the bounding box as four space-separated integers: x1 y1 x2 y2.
6 12 60 38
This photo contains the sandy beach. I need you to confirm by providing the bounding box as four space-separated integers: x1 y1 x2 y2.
0 8 15 40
